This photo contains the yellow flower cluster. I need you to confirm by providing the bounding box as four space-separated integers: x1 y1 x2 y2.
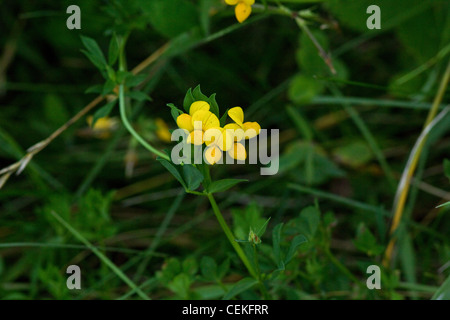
225 0 255 23
176 101 261 165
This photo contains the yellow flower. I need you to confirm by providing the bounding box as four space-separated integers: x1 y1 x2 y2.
227 106 261 138
176 101 210 132
86 116 118 139
227 140 247 160
176 101 220 145
155 118 172 143
204 144 224 165
225 0 255 23
223 106 261 160
204 127 233 165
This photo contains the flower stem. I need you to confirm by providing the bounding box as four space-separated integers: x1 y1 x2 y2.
118 36 170 161
253 244 270 299
207 193 258 279
253 3 335 74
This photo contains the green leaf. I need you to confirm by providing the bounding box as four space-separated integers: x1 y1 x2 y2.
333 140 373 168
288 74 322 104
296 206 321 240
436 201 450 208
354 223 384 256
157 159 187 189
220 108 229 127
106 65 116 82
196 162 211 191
256 217 271 238
444 159 450 180
284 235 308 265
182 164 204 191
85 84 103 94
81 49 105 70
232 203 266 240
125 74 148 88
200 256 218 281
126 91 152 102
108 35 119 66
217 258 230 279
91 100 117 128
116 71 132 84
192 85 209 101
80 35 107 69
138 0 199 38
207 179 248 194
297 30 328 73
182 257 198 276
157 258 182 283
432 274 450 300
168 273 191 298
272 223 284 270
208 93 220 118
167 103 184 122
102 79 116 96
183 88 195 113
222 278 258 300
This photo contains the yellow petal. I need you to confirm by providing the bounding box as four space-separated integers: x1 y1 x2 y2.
203 127 223 146
176 114 194 132
228 107 244 127
186 130 204 145
243 121 261 139
155 118 168 130
205 145 222 165
87 115 93 126
225 0 239 5
243 0 255 5
189 101 210 116
88 116 116 130
224 123 245 142
235 2 252 23
204 127 233 151
228 142 247 161
155 118 172 143
192 110 220 131
156 129 172 143
218 128 233 151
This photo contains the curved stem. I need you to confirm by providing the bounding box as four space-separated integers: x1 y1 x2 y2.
119 85 169 161
207 193 258 279
118 37 170 161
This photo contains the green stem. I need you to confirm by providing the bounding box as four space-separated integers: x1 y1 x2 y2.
254 3 335 74
118 37 170 161
207 193 258 279
328 84 397 191
253 244 270 299
324 247 362 287
50 211 151 300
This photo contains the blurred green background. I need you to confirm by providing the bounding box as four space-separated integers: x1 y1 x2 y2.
0 0 449 300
